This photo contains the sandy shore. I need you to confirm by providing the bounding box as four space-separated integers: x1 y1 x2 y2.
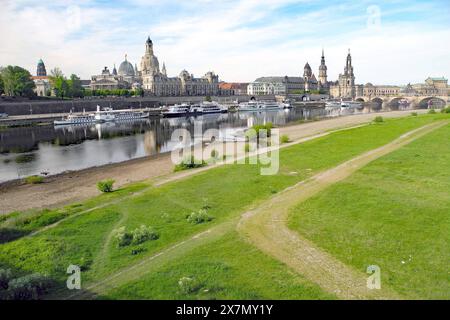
0 109 426 214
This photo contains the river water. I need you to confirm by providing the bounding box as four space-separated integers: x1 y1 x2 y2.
0 107 363 182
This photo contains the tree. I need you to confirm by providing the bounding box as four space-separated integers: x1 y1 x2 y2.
67 74 84 98
0 66 35 97
0 68 4 95
48 68 67 98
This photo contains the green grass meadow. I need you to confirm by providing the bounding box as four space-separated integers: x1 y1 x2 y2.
0 113 448 299
288 122 450 299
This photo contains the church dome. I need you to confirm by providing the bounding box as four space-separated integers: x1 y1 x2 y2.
118 56 135 76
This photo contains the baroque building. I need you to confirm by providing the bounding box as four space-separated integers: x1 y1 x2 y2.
90 37 220 96
329 49 356 99
247 50 328 96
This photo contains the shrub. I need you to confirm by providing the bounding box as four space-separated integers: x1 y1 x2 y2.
280 134 290 144
25 175 44 184
6 273 52 300
411 112 418 116
114 227 133 247
114 225 159 247
178 277 202 294
131 225 159 245
0 269 13 290
373 116 384 123
97 179 115 193
174 156 206 172
441 107 450 113
186 209 213 224
428 109 436 114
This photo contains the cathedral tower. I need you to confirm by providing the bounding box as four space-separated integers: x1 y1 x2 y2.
318 49 327 87
36 59 47 77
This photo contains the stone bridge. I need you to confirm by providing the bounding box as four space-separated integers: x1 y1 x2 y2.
354 94 448 110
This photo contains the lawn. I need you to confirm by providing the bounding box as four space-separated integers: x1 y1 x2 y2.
288 123 450 299
0 113 447 299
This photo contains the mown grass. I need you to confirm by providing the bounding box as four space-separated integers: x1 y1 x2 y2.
288 123 450 299
102 232 336 300
0 113 447 298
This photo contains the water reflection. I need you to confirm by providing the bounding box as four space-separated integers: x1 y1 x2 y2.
0 107 354 182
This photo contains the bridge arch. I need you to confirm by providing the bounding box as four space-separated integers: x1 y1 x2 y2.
355 97 365 102
371 97 384 110
388 97 409 110
418 97 446 109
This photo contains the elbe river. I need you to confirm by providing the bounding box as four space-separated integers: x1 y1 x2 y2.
0 107 360 183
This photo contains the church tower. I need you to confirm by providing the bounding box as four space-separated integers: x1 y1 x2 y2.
36 59 47 76
303 62 312 92
318 49 328 88
338 49 355 98
162 62 167 77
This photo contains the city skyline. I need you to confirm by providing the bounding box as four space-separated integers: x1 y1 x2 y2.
1 0 449 85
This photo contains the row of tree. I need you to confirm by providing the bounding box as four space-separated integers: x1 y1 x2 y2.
0 66 36 97
47 68 84 99
84 88 144 98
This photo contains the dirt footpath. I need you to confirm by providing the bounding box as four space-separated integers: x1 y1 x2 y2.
0 109 426 214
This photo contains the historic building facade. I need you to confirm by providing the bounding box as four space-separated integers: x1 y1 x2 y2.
32 59 51 96
91 37 220 96
329 50 356 99
247 51 329 96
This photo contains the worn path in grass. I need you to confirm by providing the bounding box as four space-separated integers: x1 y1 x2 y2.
62 119 446 300
237 120 449 300
0 109 428 214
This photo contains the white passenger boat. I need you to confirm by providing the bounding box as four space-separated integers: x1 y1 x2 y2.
341 101 362 110
197 101 224 114
94 107 116 122
238 100 283 111
162 103 191 117
54 113 96 125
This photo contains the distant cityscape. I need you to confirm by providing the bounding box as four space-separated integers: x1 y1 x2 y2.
28 36 449 108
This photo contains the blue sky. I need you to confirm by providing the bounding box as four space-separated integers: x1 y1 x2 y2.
1 0 449 85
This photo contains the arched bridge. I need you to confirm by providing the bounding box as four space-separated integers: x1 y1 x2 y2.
355 95 448 110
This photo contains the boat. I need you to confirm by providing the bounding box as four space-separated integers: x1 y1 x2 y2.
197 101 224 114
54 113 96 125
340 101 362 110
54 106 149 125
162 103 191 117
94 106 115 122
325 101 341 111
238 100 283 111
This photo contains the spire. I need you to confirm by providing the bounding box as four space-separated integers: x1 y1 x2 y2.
322 48 324 58
162 62 167 76
125 54 128 61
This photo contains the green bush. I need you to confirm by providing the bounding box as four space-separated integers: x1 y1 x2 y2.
373 116 384 123
245 123 273 140
114 227 133 247
174 156 206 172
97 179 115 193
25 175 44 184
186 209 213 224
280 135 290 144
0 269 13 290
441 107 450 113
131 225 159 245
428 109 436 114
6 273 52 300
411 112 418 116
114 225 159 247
178 276 202 294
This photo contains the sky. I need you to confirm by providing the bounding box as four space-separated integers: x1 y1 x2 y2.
0 0 449 85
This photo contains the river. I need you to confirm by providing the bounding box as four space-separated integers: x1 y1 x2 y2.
0 107 362 182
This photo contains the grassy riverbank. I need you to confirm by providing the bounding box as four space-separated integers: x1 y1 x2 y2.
0 113 448 299
288 122 450 299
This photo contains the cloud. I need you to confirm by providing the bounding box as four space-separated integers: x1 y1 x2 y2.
0 0 448 85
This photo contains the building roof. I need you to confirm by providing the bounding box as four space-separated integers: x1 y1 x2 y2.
426 77 447 81
254 76 305 83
